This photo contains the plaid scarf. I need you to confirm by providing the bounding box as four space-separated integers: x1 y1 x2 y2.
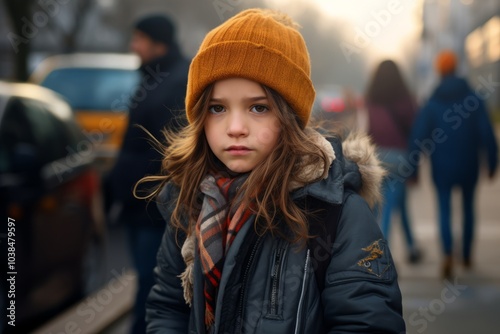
196 172 255 328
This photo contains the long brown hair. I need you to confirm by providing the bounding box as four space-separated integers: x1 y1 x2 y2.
365 59 412 105
136 84 330 243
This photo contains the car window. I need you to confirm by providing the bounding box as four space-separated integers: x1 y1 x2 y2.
0 97 70 173
0 97 37 173
40 68 140 111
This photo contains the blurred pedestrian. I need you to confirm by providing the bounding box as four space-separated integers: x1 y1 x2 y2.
105 14 189 334
365 59 422 263
139 8 405 333
409 50 498 278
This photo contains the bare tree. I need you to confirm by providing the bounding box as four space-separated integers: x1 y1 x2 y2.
3 0 33 81
3 0 95 81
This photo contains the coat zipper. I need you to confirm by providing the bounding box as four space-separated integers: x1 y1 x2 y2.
235 236 263 333
269 239 287 317
294 249 310 334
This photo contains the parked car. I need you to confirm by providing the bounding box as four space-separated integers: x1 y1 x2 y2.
0 81 105 333
30 53 141 172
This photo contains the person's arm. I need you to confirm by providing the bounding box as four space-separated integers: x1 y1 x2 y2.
146 185 190 333
408 104 433 180
323 192 405 333
476 99 498 179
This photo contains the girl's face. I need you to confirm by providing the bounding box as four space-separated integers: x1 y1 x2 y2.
204 78 281 174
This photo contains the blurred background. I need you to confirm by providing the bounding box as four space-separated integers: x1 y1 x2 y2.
0 0 499 109
0 0 499 333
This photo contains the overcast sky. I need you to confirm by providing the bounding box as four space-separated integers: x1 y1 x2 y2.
264 0 423 67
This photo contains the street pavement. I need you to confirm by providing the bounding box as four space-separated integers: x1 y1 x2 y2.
392 157 500 334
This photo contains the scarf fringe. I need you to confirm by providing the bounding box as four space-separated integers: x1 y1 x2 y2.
205 309 215 327
179 233 195 306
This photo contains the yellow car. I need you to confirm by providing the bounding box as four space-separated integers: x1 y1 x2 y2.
30 53 141 172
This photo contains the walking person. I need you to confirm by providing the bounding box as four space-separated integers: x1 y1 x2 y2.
140 9 405 333
105 14 189 334
365 59 422 263
409 50 498 278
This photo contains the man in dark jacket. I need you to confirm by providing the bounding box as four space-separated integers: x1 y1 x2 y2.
107 14 189 334
409 50 498 278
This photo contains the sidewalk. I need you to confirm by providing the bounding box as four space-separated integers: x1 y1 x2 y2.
390 157 500 333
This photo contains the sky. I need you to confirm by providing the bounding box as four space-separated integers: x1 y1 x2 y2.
265 0 424 68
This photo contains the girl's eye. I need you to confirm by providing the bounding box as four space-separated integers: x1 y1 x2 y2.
251 105 269 113
208 105 225 114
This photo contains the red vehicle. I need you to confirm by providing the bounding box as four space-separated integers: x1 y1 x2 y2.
311 84 362 135
0 82 105 333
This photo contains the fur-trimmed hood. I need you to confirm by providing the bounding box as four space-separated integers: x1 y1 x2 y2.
292 130 385 208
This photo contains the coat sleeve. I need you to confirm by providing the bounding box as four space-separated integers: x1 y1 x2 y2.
322 192 405 334
145 184 190 333
408 104 434 178
476 99 498 176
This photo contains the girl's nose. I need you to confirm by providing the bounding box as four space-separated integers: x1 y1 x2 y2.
226 111 248 137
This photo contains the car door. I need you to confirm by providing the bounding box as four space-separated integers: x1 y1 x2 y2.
0 95 97 330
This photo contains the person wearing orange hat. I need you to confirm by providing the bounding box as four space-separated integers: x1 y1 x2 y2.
435 49 457 76
409 49 498 278
139 8 405 333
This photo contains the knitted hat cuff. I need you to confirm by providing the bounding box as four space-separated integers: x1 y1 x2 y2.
186 40 315 127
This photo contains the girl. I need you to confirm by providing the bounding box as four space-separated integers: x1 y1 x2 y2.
364 59 422 264
140 8 405 333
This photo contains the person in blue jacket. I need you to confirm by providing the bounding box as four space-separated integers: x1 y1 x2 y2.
137 9 405 333
409 50 498 278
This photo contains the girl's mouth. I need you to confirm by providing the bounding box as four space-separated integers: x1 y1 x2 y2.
226 146 252 155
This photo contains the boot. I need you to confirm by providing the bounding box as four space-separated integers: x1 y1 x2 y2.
442 255 453 279
408 248 423 264
463 257 472 270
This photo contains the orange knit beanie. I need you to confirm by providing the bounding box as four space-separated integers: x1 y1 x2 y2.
185 8 315 128
435 50 457 76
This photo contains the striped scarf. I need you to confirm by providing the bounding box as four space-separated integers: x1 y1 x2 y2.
196 172 255 328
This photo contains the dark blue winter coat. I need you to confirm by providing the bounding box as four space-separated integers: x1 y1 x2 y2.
409 74 498 187
146 135 405 333
108 47 190 225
